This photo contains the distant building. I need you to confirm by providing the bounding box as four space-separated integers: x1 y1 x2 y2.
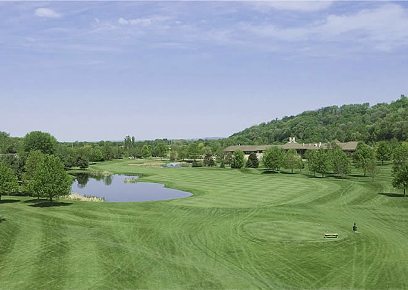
224 137 358 158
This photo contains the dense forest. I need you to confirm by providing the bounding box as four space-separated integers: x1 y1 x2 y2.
227 95 408 145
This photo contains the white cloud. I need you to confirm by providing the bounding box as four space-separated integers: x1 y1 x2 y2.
240 4 408 51
249 1 333 12
118 17 128 25
117 16 171 27
34 8 61 19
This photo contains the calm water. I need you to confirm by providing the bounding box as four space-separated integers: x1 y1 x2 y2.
71 174 192 202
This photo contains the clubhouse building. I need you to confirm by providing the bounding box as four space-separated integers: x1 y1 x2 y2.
224 137 358 158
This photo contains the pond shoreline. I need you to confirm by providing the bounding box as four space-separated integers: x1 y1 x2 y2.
71 172 192 202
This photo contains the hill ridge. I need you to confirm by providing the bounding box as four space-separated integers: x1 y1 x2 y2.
227 95 408 145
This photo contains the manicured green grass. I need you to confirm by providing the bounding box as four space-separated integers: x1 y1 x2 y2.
1 159 408 289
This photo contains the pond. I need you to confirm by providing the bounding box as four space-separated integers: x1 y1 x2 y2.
71 174 192 202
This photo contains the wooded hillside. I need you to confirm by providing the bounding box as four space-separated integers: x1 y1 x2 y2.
228 95 408 145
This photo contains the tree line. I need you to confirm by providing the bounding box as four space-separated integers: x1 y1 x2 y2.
1 131 407 198
226 141 408 196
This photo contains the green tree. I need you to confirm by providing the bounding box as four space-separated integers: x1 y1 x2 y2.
23 151 46 196
331 148 351 177
306 150 329 177
0 162 19 201
246 152 259 168
187 143 201 160
76 155 89 169
262 147 284 172
55 145 75 168
152 143 168 159
141 145 152 158
392 143 408 169
123 135 135 151
0 154 24 180
102 144 114 161
231 150 245 169
306 150 318 176
315 149 330 177
24 131 57 154
353 142 376 176
0 132 12 154
392 164 408 196
89 147 104 162
376 141 391 165
283 149 302 173
176 145 188 161
28 155 72 202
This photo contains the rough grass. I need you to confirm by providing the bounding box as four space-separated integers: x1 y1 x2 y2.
0 159 407 289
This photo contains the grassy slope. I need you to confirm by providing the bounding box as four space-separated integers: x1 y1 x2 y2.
0 159 407 289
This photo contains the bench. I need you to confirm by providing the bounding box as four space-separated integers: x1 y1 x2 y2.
324 233 338 238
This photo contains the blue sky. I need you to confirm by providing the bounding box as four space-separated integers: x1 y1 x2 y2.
1 1 407 141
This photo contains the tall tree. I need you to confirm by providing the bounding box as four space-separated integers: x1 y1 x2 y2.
262 147 284 172
0 162 19 201
315 149 330 177
24 131 57 155
231 150 245 169
376 141 391 165
392 143 408 169
283 149 302 173
23 151 46 196
353 142 376 176
306 150 318 176
331 148 351 177
392 164 408 196
246 152 259 168
307 150 329 177
28 155 72 202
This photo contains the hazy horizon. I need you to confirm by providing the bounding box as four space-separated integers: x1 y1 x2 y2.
1 1 407 141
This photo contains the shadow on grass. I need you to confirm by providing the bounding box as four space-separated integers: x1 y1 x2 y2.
0 199 20 204
378 192 406 198
29 201 73 208
349 174 368 178
261 170 279 175
23 198 49 204
0 216 6 223
305 174 324 179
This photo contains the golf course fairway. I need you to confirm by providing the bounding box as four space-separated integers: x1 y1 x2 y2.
1 159 407 289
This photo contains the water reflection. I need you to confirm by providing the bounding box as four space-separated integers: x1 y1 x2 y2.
76 173 90 188
71 174 191 202
104 175 113 186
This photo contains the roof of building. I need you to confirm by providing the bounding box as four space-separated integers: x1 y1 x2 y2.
336 141 359 151
223 145 274 152
224 141 358 152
